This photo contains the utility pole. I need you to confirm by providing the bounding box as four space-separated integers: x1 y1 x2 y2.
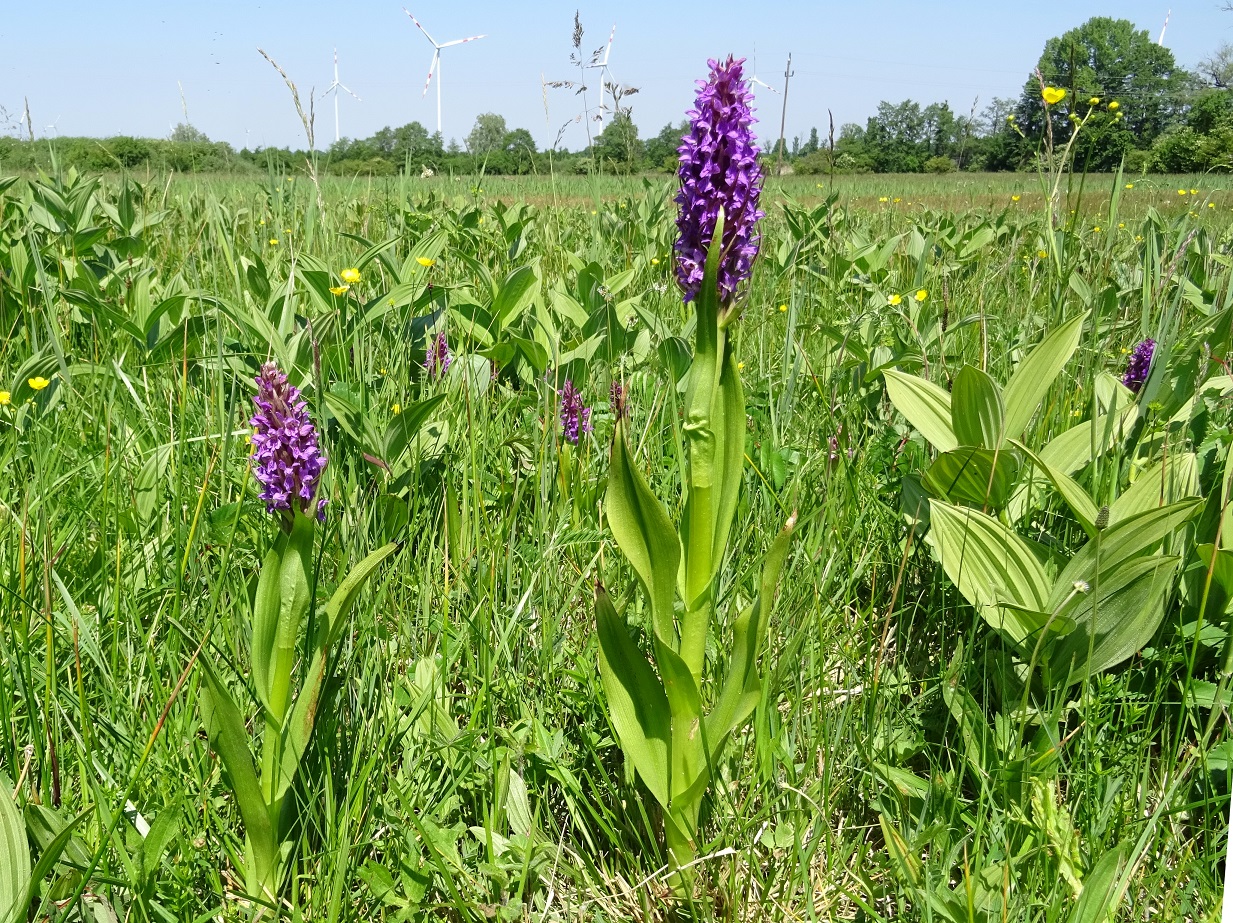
775 53 793 175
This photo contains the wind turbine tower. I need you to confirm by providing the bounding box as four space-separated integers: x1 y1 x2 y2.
403 9 487 136
324 48 361 143
586 25 617 126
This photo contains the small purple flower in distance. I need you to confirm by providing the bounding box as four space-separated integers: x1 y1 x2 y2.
425 332 451 380
609 380 627 420
1123 339 1155 393
250 362 327 526
674 55 765 307
559 380 593 445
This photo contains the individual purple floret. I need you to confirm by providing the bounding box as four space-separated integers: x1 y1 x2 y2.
250 362 327 525
674 55 765 307
425 332 451 380
1123 338 1155 393
559 380 593 445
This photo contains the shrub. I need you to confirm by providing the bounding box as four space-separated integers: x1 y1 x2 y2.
924 155 957 173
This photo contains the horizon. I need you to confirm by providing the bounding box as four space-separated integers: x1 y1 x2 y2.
3 1 1230 153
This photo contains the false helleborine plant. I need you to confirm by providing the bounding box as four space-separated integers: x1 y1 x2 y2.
596 56 795 895
197 363 399 903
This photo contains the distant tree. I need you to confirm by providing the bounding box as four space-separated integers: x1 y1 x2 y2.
645 120 687 170
864 100 925 172
169 123 210 144
1198 42 1233 89
798 127 820 157
466 113 507 154
1014 16 1191 165
592 112 642 172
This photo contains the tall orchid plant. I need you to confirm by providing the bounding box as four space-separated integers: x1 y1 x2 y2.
197 363 399 903
596 57 795 895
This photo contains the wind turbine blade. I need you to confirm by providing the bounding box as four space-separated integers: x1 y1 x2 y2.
439 34 487 47
339 83 361 101
752 77 779 94
403 8 439 47
600 24 615 66
422 50 439 97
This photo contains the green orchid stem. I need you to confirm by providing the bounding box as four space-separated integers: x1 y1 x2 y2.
664 810 699 897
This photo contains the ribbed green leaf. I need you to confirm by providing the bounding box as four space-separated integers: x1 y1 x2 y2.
268 514 314 722
884 369 958 453
197 656 277 871
594 584 670 810
249 537 284 714
605 420 681 650
927 502 1050 642
1108 453 1199 525
1067 845 1128 923
1050 555 1179 685
0 777 30 923
492 263 540 332
951 365 1004 449
1014 441 1099 538
1002 314 1085 438
280 542 401 804
706 514 796 754
1050 499 1201 611
923 446 1020 510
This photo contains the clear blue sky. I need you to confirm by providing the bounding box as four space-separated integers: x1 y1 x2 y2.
3 1 1229 151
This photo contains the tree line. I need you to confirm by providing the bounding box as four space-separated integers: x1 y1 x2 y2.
1 17 1230 176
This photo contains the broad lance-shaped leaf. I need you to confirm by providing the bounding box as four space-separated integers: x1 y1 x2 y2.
679 208 727 671
270 514 314 722
710 342 745 585
922 446 1020 511
1049 555 1180 685
1002 313 1085 439
705 512 796 756
926 501 1050 643
1014 441 1099 539
951 364 1004 449
1108 453 1199 526
197 654 277 875
279 541 402 808
249 537 284 714
1049 498 1202 611
606 419 681 650
595 583 670 810
0 775 30 923
884 369 958 453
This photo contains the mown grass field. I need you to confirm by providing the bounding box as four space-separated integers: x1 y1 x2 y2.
0 166 1230 921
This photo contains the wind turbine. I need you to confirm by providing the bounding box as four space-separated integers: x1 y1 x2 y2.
403 8 487 136
1158 9 1171 45
586 24 616 126
323 48 361 143
749 49 779 95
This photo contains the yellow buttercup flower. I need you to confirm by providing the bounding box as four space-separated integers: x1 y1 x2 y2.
1092 226 1101 233
778 304 788 313
28 376 50 391
914 289 928 303
878 196 888 203
268 238 279 246
1190 188 1198 195
258 219 266 226
1037 249 1048 259
893 197 901 203
737 361 745 371
1011 195 1021 202
416 257 436 268
1118 222 1125 228
392 403 401 415
1108 101 1119 111
0 391 9 406
1209 202 1216 209
1041 86 1066 105
1178 189 1187 196
329 285 349 296
651 257 660 265
1125 183 1134 189
888 293 902 306
341 267 361 284
1088 96 1101 105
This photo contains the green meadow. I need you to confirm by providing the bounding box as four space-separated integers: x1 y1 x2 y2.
0 165 1230 921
